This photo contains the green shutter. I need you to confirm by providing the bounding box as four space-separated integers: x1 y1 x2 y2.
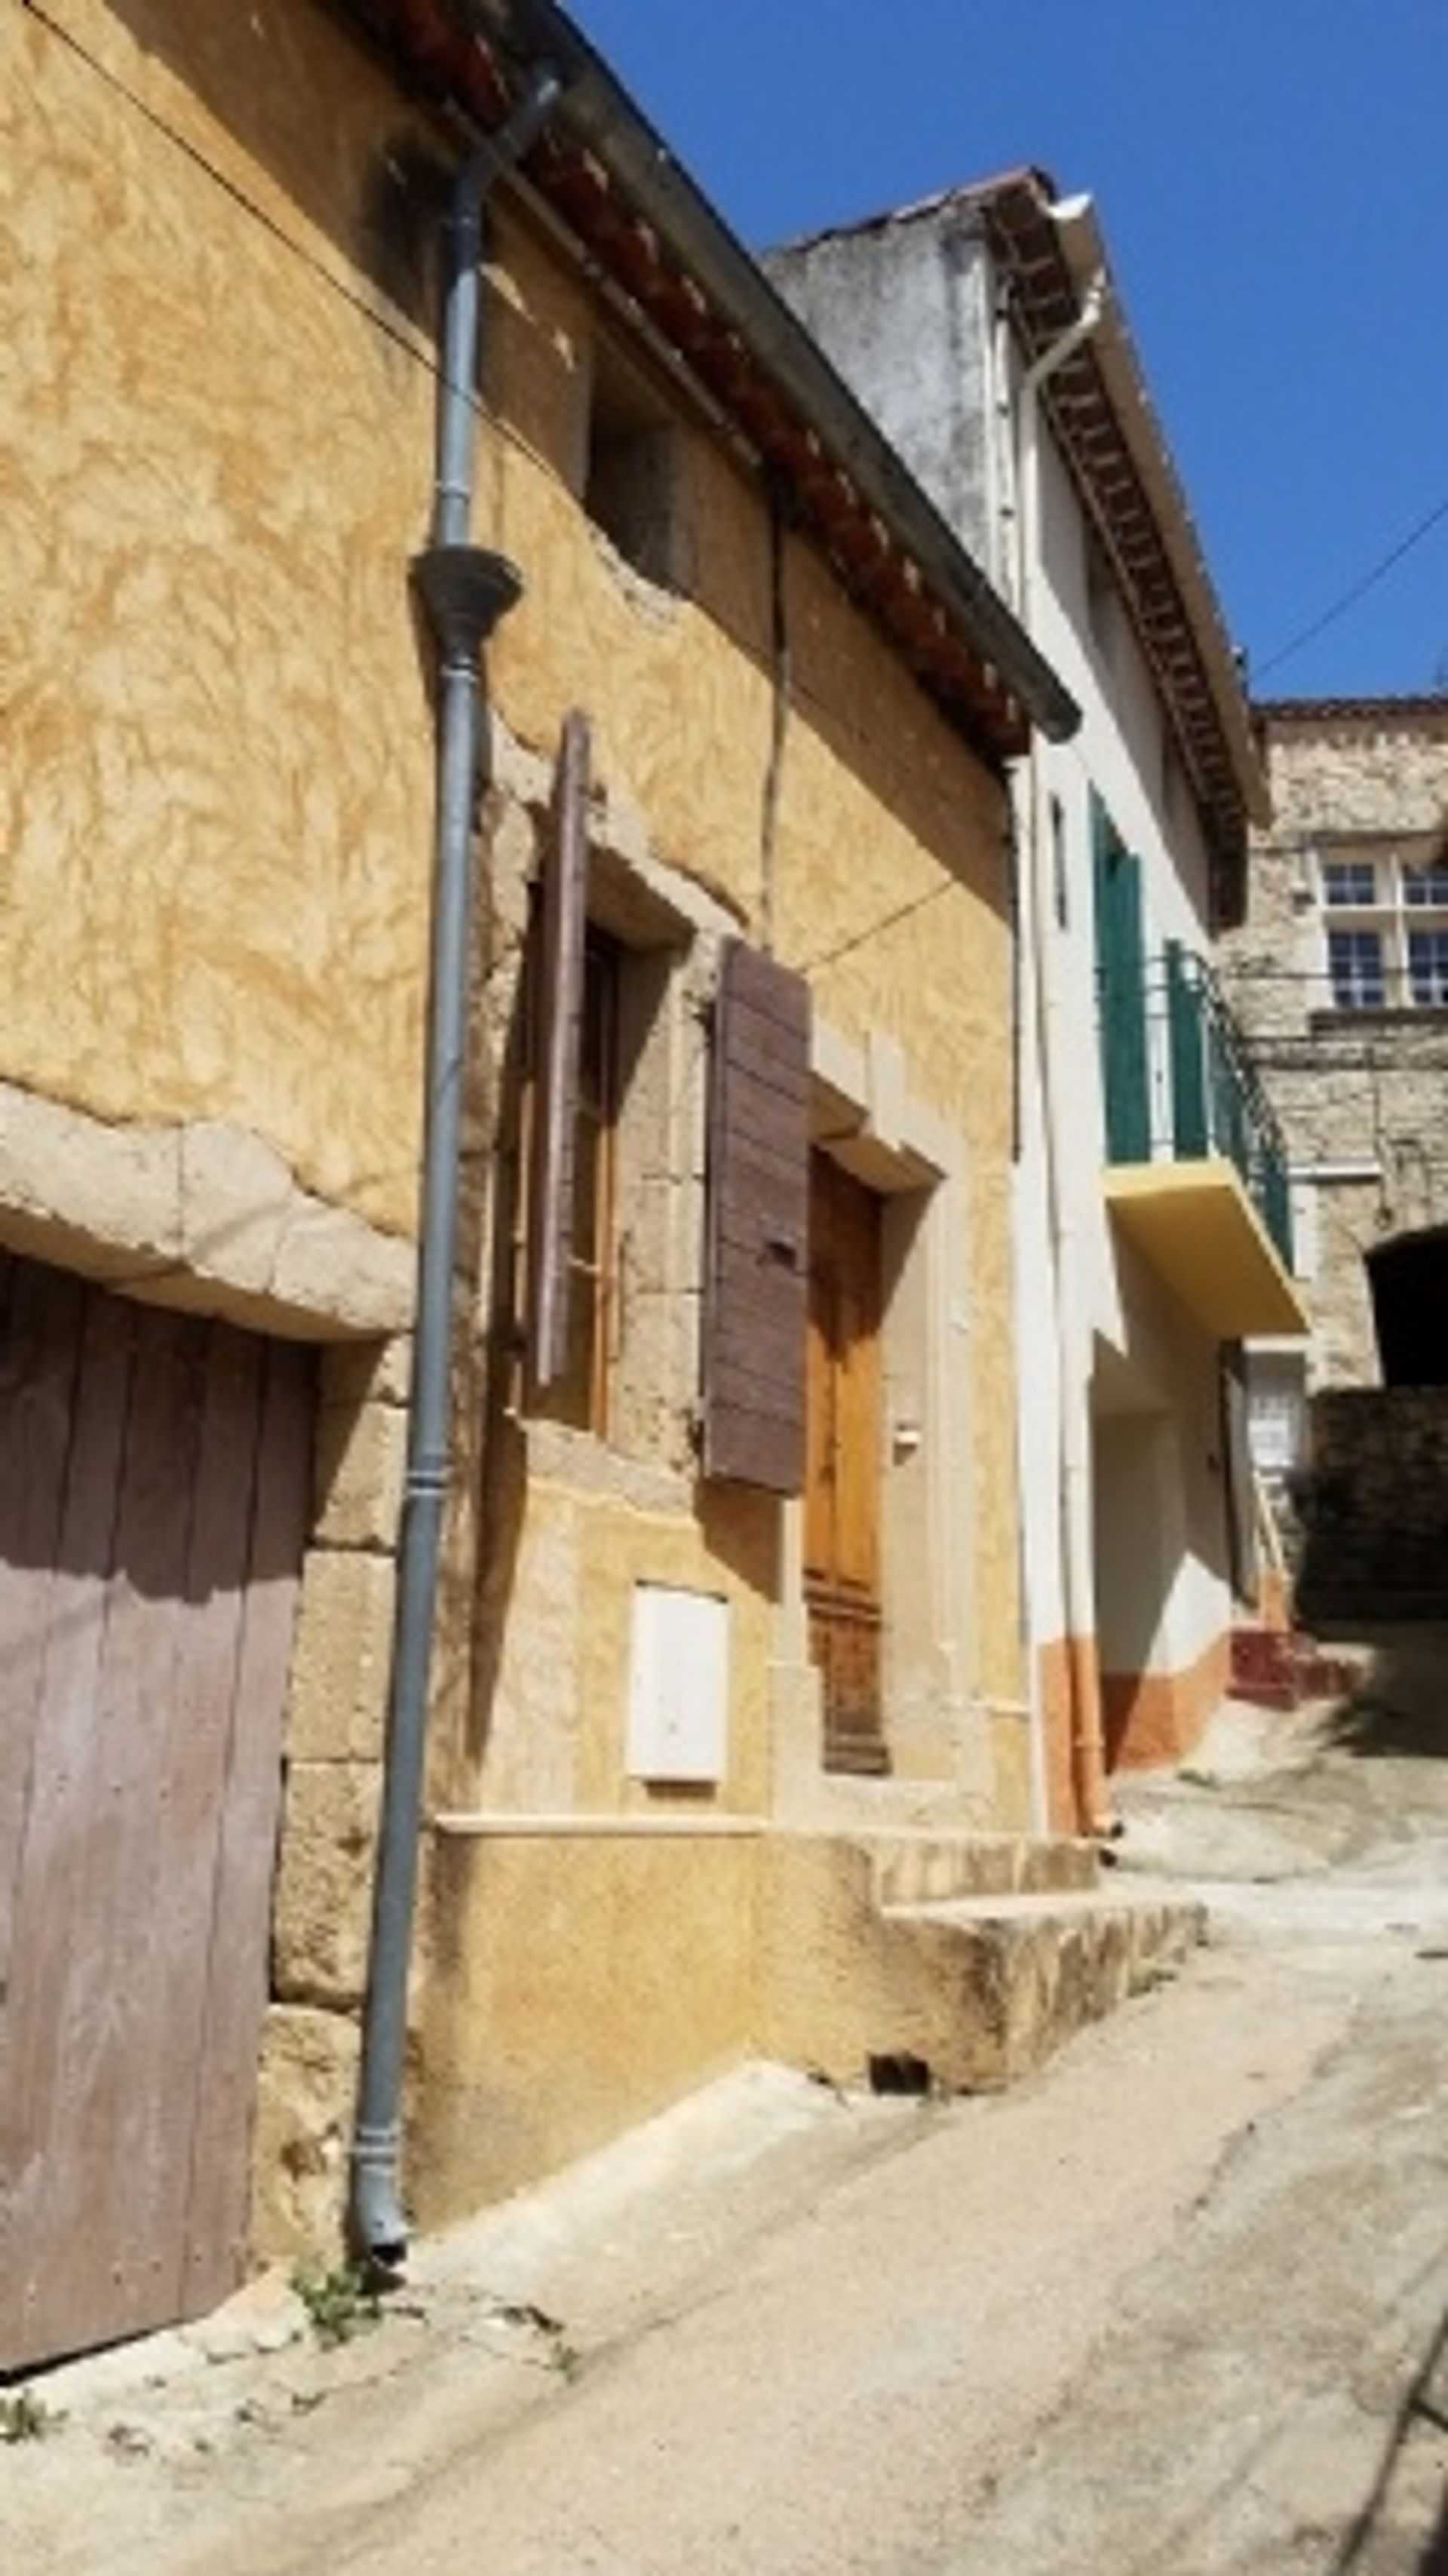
1092 794 1150 1163
1166 941 1208 1156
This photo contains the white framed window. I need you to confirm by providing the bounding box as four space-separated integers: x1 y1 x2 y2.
1409 926 1448 1006
1326 925 1385 1009
1244 1344 1309 1482
1403 861 1448 908
1318 841 1448 1010
1322 859 1376 909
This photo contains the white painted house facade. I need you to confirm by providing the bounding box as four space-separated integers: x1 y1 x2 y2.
770 170 1305 1824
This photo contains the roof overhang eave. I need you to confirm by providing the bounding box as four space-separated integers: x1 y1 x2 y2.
1046 192 1269 834
355 0 1081 756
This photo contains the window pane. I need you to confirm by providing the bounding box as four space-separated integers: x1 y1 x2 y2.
548 1274 600 1432
1248 1386 1302 1474
534 934 618 1435
1403 863 1448 908
572 1102 603 1254
1409 929 1448 1006
1321 859 1377 907
1327 927 1385 1009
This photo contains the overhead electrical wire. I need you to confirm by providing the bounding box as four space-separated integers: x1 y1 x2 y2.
1255 487 1448 684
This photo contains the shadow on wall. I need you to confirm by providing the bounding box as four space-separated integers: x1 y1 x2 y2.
1294 1388 1448 1635
0 1253 317 1603
97 0 454 341
97 0 1014 916
1368 1225 1448 1390
1321 1627 1448 1763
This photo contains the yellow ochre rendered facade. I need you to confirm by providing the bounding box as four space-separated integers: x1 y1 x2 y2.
4 0 1048 2255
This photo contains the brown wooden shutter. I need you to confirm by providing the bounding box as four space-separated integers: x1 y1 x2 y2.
702 939 811 1491
528 709 591 1390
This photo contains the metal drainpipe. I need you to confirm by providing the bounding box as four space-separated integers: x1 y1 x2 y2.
1014 268 1114 1838
350 61 561 2272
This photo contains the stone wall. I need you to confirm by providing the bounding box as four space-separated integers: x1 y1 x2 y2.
1296 1387 1448 1629
482 203 1025 1718
8 0 1034 2271
253 1334 410 2258
1219 703 1448 1389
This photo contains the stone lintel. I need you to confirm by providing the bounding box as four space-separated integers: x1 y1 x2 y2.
0 1081 413 1338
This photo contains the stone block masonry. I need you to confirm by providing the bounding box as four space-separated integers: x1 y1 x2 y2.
1296 1387 1448 1629
1219 702 1448 1392
252 1332 412 2263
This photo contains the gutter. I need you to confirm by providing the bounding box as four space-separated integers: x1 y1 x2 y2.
350 60 562 2272
453 0 1077 750
1045 191 1267 835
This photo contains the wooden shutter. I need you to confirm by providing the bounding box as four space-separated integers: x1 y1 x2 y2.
528 710 591 1389
702 939 810 1492
1092 792 1150 1164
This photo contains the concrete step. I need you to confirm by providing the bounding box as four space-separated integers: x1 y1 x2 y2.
869 1884 1207 2092
848 1829 1100 1910
1230 1624 1362 1712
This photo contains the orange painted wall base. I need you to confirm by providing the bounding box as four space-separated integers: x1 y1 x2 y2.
1102 1629 1232 1774
1035 1634 1105 1836
1039 1628 1234 1817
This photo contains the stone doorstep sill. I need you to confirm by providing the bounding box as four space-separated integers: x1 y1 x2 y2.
883 1884 1206 1927
431 1811 767 1838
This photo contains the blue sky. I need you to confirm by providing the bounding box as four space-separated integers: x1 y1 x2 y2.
573 2 1448 702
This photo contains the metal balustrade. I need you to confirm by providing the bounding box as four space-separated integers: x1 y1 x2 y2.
1099 941 1294 1271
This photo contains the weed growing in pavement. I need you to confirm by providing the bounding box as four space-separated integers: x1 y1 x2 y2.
0 2387 60 2443
290 2261 383 2350
1128 1962 1180 1998
496 2300 582 2383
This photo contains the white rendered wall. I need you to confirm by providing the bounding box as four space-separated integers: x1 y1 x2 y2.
768 210 1237 1714
1010 328 1234 1687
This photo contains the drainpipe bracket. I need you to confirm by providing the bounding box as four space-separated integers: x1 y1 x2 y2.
413 544 523 667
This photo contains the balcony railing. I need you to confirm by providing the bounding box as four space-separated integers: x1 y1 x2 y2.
1100 943 1295 1272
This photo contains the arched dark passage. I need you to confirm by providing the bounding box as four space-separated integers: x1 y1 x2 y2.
1367 1227 1448 1386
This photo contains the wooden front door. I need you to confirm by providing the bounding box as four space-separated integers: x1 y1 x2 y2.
805 1153 886 1772
0 1254 314 2371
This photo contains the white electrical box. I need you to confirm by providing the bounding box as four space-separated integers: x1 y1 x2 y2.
625 1585 729 1782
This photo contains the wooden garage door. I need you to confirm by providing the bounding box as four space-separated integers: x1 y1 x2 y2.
0 1254 314 2371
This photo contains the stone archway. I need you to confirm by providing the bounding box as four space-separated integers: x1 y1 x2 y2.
1367 1227 1448 1386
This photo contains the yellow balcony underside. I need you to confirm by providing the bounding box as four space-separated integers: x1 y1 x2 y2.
1105 1158 1308 1338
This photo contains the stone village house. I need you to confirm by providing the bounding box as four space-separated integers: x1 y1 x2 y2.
2 0 1204 2375
768 174 1305 1818
1217 695 1448 1627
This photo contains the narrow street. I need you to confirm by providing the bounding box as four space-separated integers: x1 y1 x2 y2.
9 1654 1448 2576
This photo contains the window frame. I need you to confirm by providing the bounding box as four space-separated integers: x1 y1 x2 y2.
1325 924 1386 1012
583 333 693 595
520 712 716 1472
1408 924 1448 1008
539 928 621 1437
1317 842 1448 1012
1321 859 1377 910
